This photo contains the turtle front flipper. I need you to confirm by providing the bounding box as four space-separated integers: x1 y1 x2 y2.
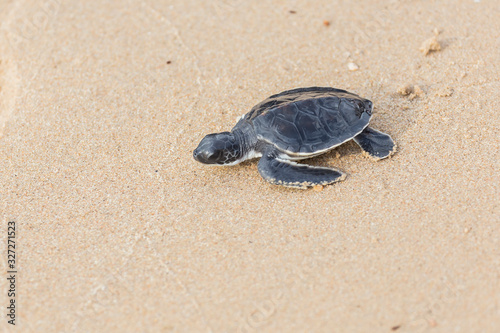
257 150 346 189
353 126 396 160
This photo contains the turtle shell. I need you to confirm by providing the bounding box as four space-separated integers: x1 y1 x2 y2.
245 87 373 155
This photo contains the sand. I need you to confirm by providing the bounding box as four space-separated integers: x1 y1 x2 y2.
1 0 499 332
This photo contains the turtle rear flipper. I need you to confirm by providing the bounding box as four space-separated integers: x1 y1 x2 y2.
257 150 346 189
354 126 396 160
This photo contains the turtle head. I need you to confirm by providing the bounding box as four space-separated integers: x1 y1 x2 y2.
193 132 242 165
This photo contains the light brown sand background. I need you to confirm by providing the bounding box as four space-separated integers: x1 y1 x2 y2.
1 0 499 332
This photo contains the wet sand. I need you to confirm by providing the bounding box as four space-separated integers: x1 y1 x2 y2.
1 0 499 332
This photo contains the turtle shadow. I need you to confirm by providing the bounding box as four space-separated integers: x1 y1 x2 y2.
237 159 258 168
236 141 359 169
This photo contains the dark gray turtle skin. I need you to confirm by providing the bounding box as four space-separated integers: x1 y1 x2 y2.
193 87 396 189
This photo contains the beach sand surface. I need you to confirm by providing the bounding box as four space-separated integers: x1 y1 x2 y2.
0 0 499 332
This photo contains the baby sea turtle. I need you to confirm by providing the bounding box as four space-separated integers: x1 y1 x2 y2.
193 87 396 189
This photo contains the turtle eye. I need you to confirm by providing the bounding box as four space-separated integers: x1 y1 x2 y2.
193 147 222 164
206 150 222 163
199 148 222 163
